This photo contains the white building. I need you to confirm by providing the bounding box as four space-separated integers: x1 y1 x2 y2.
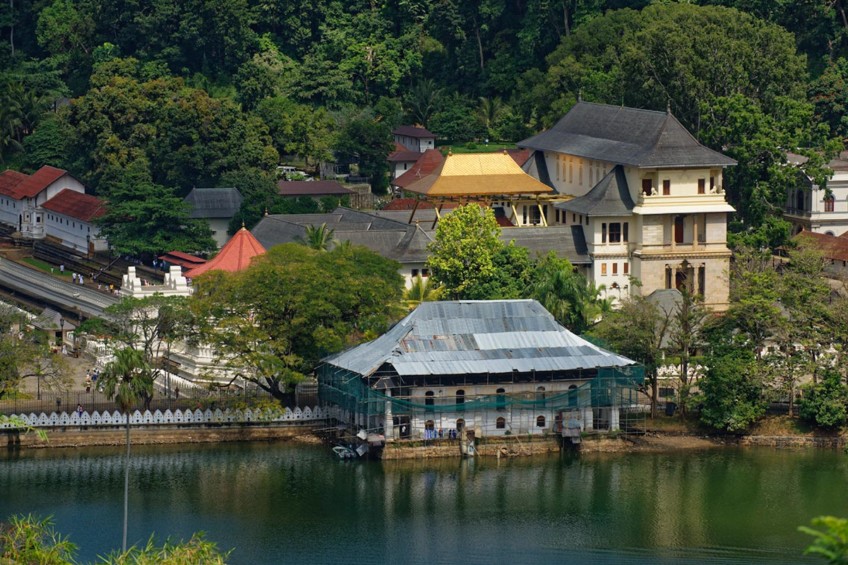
785 151 848 236
0 166 86 239
42 189 108 254
392 125 436 153
519 102 737 311
183 187 243 248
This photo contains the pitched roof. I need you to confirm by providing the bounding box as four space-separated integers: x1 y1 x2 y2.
184 187 242 219
185 227 266 278
388 142 422 163
519 102 736 169
41 189 106 222
404 152 554 197
277 180 354 197
322 299 635 377
393 125 436 138
522 151 554 189
503 225 590 264
555 165 635 217
393 149 445 189
159 250 207 269
796 231 848 262
14 166 68 198
0 169 28 199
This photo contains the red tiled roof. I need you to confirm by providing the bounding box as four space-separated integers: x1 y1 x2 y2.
159 251 207 268
185 227 266 278
393 125 436 138
796 231 848 261
382 198 436 210
507 148 531 167
388 145 423 163
393 149 445 189
41 189 106 222
14 165 67 198
0 170 28 199
277 180 354 197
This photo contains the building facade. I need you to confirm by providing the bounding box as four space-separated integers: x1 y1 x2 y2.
785 152 848 236
519 102 736 311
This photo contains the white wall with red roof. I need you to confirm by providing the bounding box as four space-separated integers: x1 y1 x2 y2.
42 190 107 254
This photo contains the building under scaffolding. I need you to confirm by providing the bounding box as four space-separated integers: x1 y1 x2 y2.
318 300 645 440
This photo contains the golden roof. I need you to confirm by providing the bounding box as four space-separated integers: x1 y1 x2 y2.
405 152 554 197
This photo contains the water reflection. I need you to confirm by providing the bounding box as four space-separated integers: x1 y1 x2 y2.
1 444 843 564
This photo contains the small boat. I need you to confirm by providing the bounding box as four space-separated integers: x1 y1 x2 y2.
332 445 357 459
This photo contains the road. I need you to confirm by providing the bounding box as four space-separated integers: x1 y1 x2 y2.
0 257 119 318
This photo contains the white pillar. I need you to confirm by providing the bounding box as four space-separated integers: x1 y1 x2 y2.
582 407 593 431
610 406 620 431
384 390 394 441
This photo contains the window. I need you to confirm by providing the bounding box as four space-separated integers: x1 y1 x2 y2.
496 388 506 411
663 179 671 195
456 390 465 405
602 223 607 243
623 222 629 242
578 163 583 186
556 155 561 181
623 263 629 275
609 222 622 243
556 209 560 223
569 159 573 183
412 269 419 277
496 417 506 429
825 197 835 212
642 178 652 196
425 391 435 409
601 263 607 276
710 176 715 191
612 263 618 275
572 214 576 223
665 266 672 289
536 416 546 428
585 216 589 226
698 178 705 194
422 269 429 277
536 386 546 402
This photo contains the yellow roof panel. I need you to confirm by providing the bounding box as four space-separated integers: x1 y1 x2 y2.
405 153 553 196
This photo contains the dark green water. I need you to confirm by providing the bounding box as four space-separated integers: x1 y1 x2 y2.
1 442 846 564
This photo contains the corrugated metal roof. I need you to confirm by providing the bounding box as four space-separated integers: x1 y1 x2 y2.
322 299 635 377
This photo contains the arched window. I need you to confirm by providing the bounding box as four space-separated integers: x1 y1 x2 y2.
536 386 546 402
568 384 578 408
496 388 506 411
536 415 546 428
496 417 506 429
425 390 434 408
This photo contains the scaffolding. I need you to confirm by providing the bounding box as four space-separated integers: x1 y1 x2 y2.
317 364 646 439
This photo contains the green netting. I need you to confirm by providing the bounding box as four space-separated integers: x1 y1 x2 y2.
318 364 644 416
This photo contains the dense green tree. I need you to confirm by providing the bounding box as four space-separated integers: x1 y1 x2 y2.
427 204 503 299
799 369 848 429
96 159 215 256
531 251 606 334
188 243 404 400
698 337 767 433
589 294 670 418
333 115 393 194
254 96 335 168
667 288 710 418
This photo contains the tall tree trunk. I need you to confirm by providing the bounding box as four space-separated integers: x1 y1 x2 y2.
472 15 484 71
122 415 130 552
563 0 571 37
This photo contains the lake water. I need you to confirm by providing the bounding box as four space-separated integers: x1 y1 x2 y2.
1 442 846 564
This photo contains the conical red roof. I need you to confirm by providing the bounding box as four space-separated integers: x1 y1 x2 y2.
185 227 266 278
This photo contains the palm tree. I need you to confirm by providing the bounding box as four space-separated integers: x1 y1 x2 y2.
404 79 443 129
403 275 442 310
298 223 335 251
99 347 152 553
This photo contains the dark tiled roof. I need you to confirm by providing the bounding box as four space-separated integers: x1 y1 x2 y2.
41 189 106 222
555 165 634 217
522 151 554 190
388 141 422 163
277 180 354 197
502 225 590 264
519 102 736 168
184 187 243 219
15 166 68 198
159 251 207 268
392 125 436 138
